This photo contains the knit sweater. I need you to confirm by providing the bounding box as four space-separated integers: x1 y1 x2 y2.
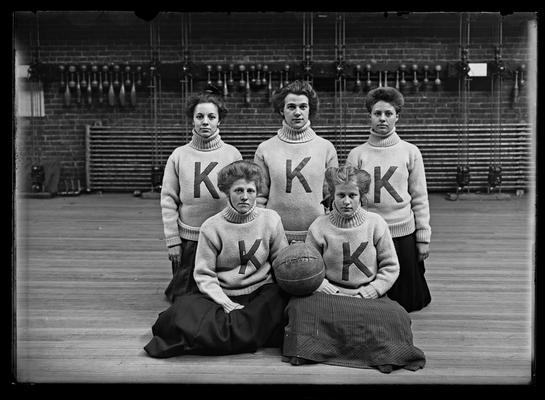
306 204 400 297
254 121 338 242
194 202 289 309
346 129 431 243
160 129 242 246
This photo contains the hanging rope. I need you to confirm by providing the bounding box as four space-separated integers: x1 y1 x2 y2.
334 14 339 151
30 14 38 165
148 16 163 192
341 14 347 160
464 15 471 183
497 14 503 172
180 13 192 142
334 13 347 161
29 64 38 166
488 14 504 192
457 13 463 169
490 53 495 169
151 20 157 170
28 12 46 193
157 18 163 168
455 12 471 194
302 12 313 85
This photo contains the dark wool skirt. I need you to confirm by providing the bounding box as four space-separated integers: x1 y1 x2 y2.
387 232 432 313
282 292 426 373
164 239 200 303
145 283 290 358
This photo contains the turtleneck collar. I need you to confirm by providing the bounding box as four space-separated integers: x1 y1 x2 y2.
329 202 367 228
189 128 223 151
222 201 259 224
277 120 316 143
367 127 401 147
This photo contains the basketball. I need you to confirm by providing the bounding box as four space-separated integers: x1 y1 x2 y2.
272 242 325 296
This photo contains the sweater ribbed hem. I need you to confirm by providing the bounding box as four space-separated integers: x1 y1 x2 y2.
188 128 223 151
286 230 308 243
222 277 272 296
177 220 201 241
222 202 258 224
277 120 316 143
329 204 367 228
388 217 416 239
367 128 401 147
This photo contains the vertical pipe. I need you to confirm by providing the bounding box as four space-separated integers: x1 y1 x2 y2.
29 71 36 166
310 12 314 60
498 14 503 169
157 18 163 165
465 13 471 168
302 13 305 61
342 13 346 61
85 124 91 191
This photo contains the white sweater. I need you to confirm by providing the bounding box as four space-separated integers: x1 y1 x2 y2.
346 129 431 243
194 203 289 308
306 205 399 297
254 121 338 242
160 129 242 245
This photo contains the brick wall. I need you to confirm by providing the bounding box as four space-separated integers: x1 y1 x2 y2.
13 11 535 191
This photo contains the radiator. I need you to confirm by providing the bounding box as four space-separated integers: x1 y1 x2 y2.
86 123 533 192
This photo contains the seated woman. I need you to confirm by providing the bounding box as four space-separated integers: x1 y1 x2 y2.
281 165 426 373
145 160 290 358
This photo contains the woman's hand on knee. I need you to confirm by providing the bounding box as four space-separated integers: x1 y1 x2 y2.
222 299 245 313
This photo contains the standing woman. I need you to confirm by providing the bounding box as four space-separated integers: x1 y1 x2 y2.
145 160 290 358
160 86 242 303
254 80 338 243
346 86 431 312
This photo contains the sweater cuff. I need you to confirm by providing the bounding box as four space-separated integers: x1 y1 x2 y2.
415 229 431 244
358 284 379 299
368 282 383 297
165 236 182 248
316 280 338 294
222 298 242 313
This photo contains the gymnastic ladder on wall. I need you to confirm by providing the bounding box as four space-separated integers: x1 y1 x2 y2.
85 123 532 193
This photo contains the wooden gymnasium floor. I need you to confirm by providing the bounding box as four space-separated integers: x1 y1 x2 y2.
13 192 535 385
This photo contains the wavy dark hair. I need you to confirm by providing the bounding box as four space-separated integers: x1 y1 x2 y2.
185 84 228 121
272 80 319 120
324 165 371 206
217 160 264 195
364 86 404 114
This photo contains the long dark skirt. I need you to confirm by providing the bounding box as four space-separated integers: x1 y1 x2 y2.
145 283 290 358
164 239 200 303
387 232 432 313
282 292 426 373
